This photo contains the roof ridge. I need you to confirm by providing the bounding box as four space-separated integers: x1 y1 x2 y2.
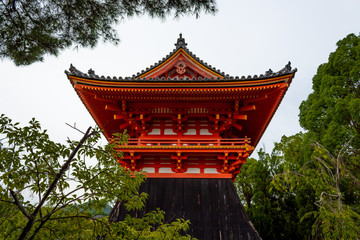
64 35 297 82
135 33 225 77
65 62 297 82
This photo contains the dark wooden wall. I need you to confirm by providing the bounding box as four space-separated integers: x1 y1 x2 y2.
110 178 261 240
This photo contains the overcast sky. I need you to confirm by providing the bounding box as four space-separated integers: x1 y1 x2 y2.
2 0 360 156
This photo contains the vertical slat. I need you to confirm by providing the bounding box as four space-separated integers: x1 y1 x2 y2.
109 178 261 240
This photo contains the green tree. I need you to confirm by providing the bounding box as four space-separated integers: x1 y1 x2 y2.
272 136 360 239
237 132 359 239
235 33 360 239
235 140 316 240
0 0 217 66
306 141 360 239
299 33 360 152
297 34 360 238
0 115 192 239
269 33 360 239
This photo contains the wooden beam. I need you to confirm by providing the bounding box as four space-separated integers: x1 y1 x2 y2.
114 114 128 120
238 105 256 112
233 114 247 120
119 122 129 129
105 105 121 111
232 123 242 131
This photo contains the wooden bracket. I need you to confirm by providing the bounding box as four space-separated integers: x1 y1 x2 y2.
238 105 256 112
233 114 247 120
234 99 240 112
218 152 229 173
228 152 246 172
123 152 141 171
219 119 232 132
177 114 182 131
105 105 122 112
171 152 187 173
171 113 188 133
231 122 242 131
121 100 127 112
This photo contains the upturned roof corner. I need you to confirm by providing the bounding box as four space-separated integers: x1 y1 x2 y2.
65 34 297 82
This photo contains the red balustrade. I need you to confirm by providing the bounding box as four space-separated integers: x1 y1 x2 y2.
122 138 251 147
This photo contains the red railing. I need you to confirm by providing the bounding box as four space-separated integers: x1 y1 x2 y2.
122 138 251 147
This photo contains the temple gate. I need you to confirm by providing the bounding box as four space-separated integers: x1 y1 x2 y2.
66 34 296 239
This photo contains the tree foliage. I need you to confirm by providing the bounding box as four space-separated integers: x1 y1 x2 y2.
296 34 360 238
235 142 316 240
0 0 217 66
236 33 360 239
272 137 360 239
0 115 192 239
299 33 360 152
304 141 360 239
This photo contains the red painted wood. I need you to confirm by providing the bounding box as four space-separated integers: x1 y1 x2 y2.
145 173 232 178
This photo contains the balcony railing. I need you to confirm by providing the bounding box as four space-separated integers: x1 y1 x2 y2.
122 138 251 147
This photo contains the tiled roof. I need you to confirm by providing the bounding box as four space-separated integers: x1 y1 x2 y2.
65 34 297 82
135 33 226 78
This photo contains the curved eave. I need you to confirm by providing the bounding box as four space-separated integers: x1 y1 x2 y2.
250 84 288 147
67 72 295 89
65 62 297 85
67 71 295 149
73 82 288 103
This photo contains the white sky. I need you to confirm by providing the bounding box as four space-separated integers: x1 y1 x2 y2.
1 0 360 157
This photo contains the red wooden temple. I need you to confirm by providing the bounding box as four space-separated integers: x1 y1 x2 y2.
66 34 296 239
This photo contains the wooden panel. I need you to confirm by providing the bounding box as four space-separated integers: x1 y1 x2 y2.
109 178 261 240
